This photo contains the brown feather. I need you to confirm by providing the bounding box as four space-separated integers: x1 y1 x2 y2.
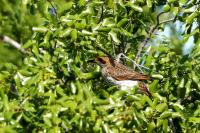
104 61 151 81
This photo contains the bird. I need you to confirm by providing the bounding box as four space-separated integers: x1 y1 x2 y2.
93 56 152 97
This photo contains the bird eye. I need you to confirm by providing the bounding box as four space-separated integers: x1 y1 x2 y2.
97 57 106 64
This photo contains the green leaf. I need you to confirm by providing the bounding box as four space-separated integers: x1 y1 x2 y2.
147 121 155 133
126 95 141 101
70 29 78 41
191 71 200 88
160 111 172 119
78 0 86 7
185 79 191 95
186 12 198 24
121 29 133 37
167 0 176 3
43 117 52 127
23 40 35 49
152 74 163 79
44 31 52 44
60 28 72 38
103 123 110 133
118 0 125 8
157 119 164 128
71 82 77 94
163 4 170 12
117 18 128 27
109 31 121 44
156 103 168 112
102 18 115 27
189 117 200 124
126 2 143 12
22 113 32 122
32 27 48 33
171 68 178 78
65 100 77 111
163 119 168 132
93 119 102 132
147 0 152 8
108 0 114 8
163 80 170 92
0 89 9 111
179 0 186 5
149 80 159 91
178 78 185 88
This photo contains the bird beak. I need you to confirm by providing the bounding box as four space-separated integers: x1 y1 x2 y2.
87 59 96 63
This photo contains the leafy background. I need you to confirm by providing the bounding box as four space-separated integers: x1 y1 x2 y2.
0 0 200 132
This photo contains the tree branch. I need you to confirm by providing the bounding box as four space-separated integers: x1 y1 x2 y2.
1 35 27 54
98 6 104 24
135 12 177 64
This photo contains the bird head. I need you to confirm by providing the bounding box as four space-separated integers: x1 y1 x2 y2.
94 56 115 67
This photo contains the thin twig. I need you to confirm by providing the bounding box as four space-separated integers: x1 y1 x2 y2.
135 37 149 67
116 53 151 73
160 18 176 25
1 35 27 54
47 0 58 19
98 6 104 24
119 35 125 54
118 35 125 64
112 40 116 56
135 12 177 64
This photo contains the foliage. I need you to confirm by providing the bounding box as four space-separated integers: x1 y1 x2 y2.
0 42 23 69
0 0 200 132
0 0 43 68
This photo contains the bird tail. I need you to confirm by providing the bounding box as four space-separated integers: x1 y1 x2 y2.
138 82 152 97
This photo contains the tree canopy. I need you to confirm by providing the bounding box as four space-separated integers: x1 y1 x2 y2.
0 0 200 132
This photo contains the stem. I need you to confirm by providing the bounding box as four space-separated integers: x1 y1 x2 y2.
98 6 104 24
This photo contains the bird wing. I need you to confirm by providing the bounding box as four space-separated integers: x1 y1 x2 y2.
106 65 151 81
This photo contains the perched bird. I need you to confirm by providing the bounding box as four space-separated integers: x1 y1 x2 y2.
93 56 152 97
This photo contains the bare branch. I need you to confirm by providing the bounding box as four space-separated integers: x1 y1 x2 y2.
160 18 176 25
135 12 177 64
98 6 104 24
1 35 27 54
